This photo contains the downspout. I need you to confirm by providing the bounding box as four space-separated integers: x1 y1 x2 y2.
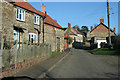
42 11 46 43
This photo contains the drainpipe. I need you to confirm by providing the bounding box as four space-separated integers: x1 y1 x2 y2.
42 11 46 43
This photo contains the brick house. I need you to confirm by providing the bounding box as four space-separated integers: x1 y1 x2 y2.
64 23 83 48
87 18 116 48
1 0 64 52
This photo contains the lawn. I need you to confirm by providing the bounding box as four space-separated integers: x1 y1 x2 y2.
51 51 63 58
90 48 120 56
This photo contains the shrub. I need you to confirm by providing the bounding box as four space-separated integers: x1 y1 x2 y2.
90 43 97 49
64 37 73 44
113 35 120 50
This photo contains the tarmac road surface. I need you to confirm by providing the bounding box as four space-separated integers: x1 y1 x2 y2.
46 48 119 78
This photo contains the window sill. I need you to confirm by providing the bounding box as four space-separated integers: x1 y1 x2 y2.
16 19 25 23
34 23 40 26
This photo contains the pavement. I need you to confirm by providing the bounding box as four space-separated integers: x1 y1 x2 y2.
1 49 70 80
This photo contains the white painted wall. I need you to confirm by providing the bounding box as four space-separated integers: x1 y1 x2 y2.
96 40 107 48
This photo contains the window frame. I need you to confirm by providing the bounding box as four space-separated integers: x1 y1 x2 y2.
16 7 25 21
34 14 40 25
28 33 37 43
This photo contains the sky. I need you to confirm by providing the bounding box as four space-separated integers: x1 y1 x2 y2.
28 1 118 34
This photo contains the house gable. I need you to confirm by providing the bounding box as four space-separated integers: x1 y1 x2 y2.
91 23 114 33
91 24 109 33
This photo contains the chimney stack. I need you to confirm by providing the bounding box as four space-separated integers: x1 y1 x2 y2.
24 0 27 2
114 27 115 32
91 26 93 31
41 4 46 13
68 23 71 30
100 17 104 23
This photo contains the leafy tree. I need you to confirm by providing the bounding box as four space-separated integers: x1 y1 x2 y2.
73 25 81 32
80 26 89 37
80 26 89 32
64 37 72 44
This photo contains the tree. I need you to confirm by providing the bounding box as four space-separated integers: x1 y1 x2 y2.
80 26 89 37
64 37 72 44
80 26 89 32
73 25 81 32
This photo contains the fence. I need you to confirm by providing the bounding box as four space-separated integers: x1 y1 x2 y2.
0 39 51 73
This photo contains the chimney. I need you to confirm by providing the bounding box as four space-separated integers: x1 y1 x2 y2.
68 23 71 30
100 17 104 23
74 25 78 30
41 4 46 13
114 27 115 32
24 0 27 2
91 26 93 31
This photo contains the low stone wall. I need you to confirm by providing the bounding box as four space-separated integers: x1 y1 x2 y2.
0 40 51 78
0 54 50 77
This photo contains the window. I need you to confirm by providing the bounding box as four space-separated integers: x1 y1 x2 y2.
34 14 39 25
16 8 25 21
29 33 37 43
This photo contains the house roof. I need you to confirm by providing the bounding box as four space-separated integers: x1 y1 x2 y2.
91 23 115 33
11 0 64 30
72 28 83 35
44 14 64 29
64 30 77 35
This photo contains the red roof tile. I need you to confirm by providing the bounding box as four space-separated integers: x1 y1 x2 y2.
64 30 76 35
45 14 63 29
72 28 83 35
11 0 63 29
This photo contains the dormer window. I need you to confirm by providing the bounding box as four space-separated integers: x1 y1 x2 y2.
34 14 39 25
16 8 25 21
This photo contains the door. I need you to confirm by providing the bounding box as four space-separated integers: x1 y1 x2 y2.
57 37 60 52
14 30 20 49
97 40 107 48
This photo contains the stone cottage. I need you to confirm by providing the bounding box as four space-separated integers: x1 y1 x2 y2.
87 17 116 48
64 23 83 48
41 4 64 52
1 0 64 52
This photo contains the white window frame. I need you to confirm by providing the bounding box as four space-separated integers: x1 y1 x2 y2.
16 7 25 21
29 33 37 43
34 14 39 25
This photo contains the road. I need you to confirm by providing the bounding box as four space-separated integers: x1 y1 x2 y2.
46 48 119 78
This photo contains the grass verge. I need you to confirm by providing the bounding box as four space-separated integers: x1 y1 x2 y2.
51 51 63 58
90 48 120 56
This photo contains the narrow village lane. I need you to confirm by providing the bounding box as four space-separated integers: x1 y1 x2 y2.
46 48 119 78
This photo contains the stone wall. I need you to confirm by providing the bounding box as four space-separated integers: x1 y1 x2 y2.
56 27 64 52
44 24 64 52
2 1 41 43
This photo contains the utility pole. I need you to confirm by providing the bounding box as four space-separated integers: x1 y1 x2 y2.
107 0 111 44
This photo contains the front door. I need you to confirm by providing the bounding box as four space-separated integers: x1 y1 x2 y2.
14 30 20 49
57 37 60 52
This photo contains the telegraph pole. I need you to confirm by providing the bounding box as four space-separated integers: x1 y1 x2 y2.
107 0 111 44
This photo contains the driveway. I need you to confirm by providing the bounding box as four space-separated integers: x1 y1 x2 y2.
46 48 119 78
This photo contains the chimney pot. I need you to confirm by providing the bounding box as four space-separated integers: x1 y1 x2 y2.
68 23 71 30
91 26 93 31
41 4 46 13
100 17 104 23
114 27 115 32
